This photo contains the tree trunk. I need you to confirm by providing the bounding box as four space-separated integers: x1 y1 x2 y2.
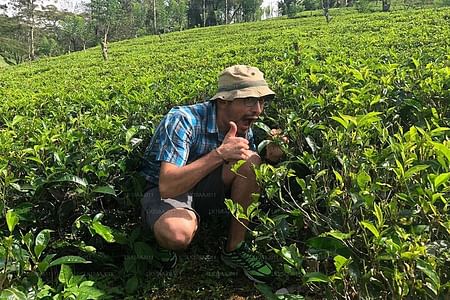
225 0 228 24
153 0 157 33
29 2 35 61
29 25 35 60
229 4 241 23
203 0 206 27
101 27 109 60
322 0 331 23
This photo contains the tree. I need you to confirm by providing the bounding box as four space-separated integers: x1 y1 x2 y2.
0 15 28 64
60 14 92 52
37 35 58 56
278 0 303 17
242 0 263 21
167 0 188 31
88 0 122 60
12 0 44 60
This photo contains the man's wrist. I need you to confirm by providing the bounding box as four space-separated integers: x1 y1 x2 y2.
214 148 228 164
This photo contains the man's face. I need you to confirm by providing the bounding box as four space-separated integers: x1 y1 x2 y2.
225 97 266 136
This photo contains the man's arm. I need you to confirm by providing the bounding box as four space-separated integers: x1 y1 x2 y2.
159 121 254 198
159 151 223 198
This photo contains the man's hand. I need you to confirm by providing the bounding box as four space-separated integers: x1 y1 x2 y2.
216 121 255 162
265 128 288 163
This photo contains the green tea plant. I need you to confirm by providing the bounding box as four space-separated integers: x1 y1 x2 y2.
0 6 449 298
0 209 96 299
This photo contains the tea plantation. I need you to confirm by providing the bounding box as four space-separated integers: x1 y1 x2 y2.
1 7 449 299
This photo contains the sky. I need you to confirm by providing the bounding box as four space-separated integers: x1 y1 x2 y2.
0 0 276 11
0 0 277 17
0 0 87 14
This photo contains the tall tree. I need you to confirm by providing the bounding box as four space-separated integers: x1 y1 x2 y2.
60 14 93 52
12 0 44 60
242 0 262 21
167 0 188 31
88 0 122 60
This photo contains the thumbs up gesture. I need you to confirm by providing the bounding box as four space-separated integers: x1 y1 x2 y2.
216 121 254 162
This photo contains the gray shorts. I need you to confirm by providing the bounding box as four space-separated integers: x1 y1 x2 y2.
141 166 229 229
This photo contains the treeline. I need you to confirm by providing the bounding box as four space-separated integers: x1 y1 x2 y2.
0 0 447 64
0 0 266 64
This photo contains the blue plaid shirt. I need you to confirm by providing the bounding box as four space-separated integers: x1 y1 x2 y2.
141 100 256 186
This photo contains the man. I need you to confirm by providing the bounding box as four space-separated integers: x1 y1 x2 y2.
140 65 282 283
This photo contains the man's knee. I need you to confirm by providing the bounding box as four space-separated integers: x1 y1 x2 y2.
223 153 261 186
153 209 197 250
239 153 261 175
247 153 261 166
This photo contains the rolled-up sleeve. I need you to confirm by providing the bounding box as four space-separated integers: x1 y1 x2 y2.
156 112 193 167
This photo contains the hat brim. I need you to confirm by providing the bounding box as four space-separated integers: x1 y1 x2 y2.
210 86 275 101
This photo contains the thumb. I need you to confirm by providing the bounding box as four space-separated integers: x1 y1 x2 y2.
225 121 237 139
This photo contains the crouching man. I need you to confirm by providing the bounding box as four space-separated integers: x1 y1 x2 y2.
140 65 281 283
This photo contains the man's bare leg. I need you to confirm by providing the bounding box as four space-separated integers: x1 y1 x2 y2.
153 208 198 250
223 154 261 252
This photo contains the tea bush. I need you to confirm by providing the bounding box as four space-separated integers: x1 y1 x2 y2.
1 7 449 299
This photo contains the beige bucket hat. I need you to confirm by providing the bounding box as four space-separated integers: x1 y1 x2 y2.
210 65 275 101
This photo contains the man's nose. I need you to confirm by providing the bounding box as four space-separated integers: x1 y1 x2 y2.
250 100 264 114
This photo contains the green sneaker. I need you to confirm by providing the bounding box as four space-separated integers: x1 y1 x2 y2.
220 241 273 283
154 246 177 270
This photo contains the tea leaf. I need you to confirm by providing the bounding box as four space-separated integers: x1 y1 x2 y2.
37 254 57 273
357 170 371 189
416 259 440 295
257 139 271 153
404 165 429 180
307 236 352 257
58 264 73 284
334 255 349 272
231 160 246 175
254 122 271 133
91 221 116 243
360 220 380 238
92 185 117 197
434 173 450 189
357 112 381 127
49 255 90 268
6 209 19 233
325 230 353 241
125 127 139 144
50 174 88 187
373 203 384 227
133 242 154 261
331 115 349 129
34 229 53 259
304 272 330 283
0 288 27 300
126 276 139 294
333 170 344 187
431 142 450 162
11 115 25 127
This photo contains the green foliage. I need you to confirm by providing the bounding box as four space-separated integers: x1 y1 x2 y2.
0 7 449 299
0 211 93 298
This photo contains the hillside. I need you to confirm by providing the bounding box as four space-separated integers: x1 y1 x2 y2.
1 8 449 299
